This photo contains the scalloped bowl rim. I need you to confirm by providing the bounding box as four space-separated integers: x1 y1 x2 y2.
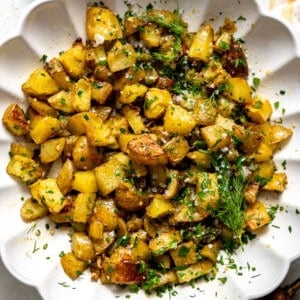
0 0 300 299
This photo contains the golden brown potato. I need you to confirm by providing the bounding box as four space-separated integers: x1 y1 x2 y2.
56 159 74 195
163 136 189 166
2 103 29 136
22 68 59 97
122 105 145 134
45 58 71 90
164 104 196 136
28 97 58 117
10 143 34 158
170 241 197 267
127 134 168 166
61 252 88 280
144 88 171 119
29 116 62 144
91 199 118 231
200 125 230 151
149 230 182 256
71 232 95 262
20 198 48 222
91 81 113 104
176 260 214 283
189 24 213 62
40 137 66 164
6 155 42 185
93 153 129 196
146 194 173 218
227 77 252 104
245 201 271 231
72 192 96 223
72 136 103 170
30 178 67 213
107 41 136 73
86 6 123 42
124 16 145 36
58 43 86 78
71 78 92 112
115 182 149 211
72 170 98 193
48 90 74 114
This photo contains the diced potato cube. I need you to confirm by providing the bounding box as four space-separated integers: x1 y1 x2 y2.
92 199 118 231
107 41 136 73
119 83 148 104
270 124 293 144
20 198 48 222
122 105 145 134
154 254 172 269
61 252 88 280
118 133 138 153
188 24 213 62
243 183 260 204
149 230 182 256
246 98 272 124
140 23 162 48
115 182 148 211
58 43 86 78
124 16 145 36
193 98 217 125
146 194 173 218
91 81 113 104
200 240 221 262
72 170 98 193
10 143 34 158
253 160 275 184
164 104 196 136
262 172 287 192
105 115 128 138
2 103 29 136
28 97 57 117
56 159 74 195
6 155 42 184
29 116 61 144
196 172 219 210
85 114 116 147
163 136 189 166
71 78 92 112
94 153 129 196
48 90 74 113
251 142 273 162
215 114 235 131
171 203 209 223
170 241 197 266
86 7 123 42
45 58 71 90
131 239 151 261
227 77 252 104
66 112 97 136
176 260 214 283
200 125 230 151
72 193 96 223
40 137 66 164
186 150 211 169
72 136 102 170
22 67 59 97
88 220 103 240
30 178 66 213
245 201 271 231
127 134 168 166
144 88 171 119
72 232 95 262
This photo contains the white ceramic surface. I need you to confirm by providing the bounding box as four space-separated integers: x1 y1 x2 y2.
0 1 300 299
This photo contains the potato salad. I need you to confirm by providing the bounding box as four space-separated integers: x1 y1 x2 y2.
2 3 293 295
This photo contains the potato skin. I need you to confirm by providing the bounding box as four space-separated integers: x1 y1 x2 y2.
127 134 168 166
2 104 29 136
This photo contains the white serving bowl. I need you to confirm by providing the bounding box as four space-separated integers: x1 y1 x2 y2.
0 1 300 299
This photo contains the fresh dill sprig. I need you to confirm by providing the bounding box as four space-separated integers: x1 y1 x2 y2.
211 153 248 241
145 11 186 35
